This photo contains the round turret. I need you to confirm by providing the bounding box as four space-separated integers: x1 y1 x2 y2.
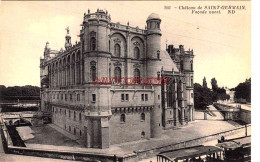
146 13 163 138
146 13 161 33
146 13 162 61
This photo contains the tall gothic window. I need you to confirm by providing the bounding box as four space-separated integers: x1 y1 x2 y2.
114 44 121 57
134 47 140 59
90 37 96 51
134 68 141 84
114 67 121 83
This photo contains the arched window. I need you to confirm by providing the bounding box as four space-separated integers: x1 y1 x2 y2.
141 131 145 138
109 63 111 80
134 47 140 59
90 37 96 51
114 44 121 57
157 50 160 59
120 114 125 123
109 40 111 52
114 67 121 83
91 66 96 82
134 68 141 84
141 113 145 121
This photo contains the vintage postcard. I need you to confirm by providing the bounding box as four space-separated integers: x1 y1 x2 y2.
0 0 251 162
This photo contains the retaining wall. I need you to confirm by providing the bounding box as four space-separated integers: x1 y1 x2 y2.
240 109 251 124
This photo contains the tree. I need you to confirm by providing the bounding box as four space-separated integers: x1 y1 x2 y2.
234 78 251 102
194 83 213 110
0 85 40 101
203 77 207 88
211 78 218 92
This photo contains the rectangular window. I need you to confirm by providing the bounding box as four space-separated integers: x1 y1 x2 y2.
145 94 148 101
77 94 80 101
65 94 67 101
158 95 160 100
53 94 55 99
141 94 144 101
92 94 96 102
74 111 76 121
61 94 63 100
191 93 194 98
57 94 59 99
121 94 125 101
70 94 73 101
126 94 129 101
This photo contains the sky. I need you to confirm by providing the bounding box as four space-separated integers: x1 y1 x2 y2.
0 1 251 88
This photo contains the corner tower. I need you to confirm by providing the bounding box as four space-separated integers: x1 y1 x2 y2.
81 9 112 149
146 13 162 138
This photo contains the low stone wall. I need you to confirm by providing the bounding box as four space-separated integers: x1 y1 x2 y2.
135 124 250 161
214 103 251 124
7 146 137 162
240 109 251 124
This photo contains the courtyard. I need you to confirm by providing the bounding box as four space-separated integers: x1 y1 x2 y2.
15 114 249 158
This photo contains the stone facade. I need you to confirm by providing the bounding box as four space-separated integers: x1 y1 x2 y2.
40 9 195 148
